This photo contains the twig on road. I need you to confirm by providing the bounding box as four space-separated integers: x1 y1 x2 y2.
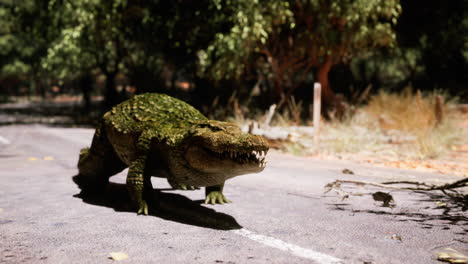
324 178 468 207
381 178 468 190
325 178 467 193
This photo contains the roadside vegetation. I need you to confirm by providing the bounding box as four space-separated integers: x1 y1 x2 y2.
228 89 467 176
318 89 463 160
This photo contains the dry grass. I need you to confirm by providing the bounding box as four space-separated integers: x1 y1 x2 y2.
284 89 465 160
364 89 438 132
360 89 462 158
229 89 467 177
230 89 465 161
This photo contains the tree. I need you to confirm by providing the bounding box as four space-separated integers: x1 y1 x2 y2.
198 0 401 112
2 0 405 113
42 0 132 107
396 0 468 97
121 1 221 95
42 0 222 107
0 0 58 97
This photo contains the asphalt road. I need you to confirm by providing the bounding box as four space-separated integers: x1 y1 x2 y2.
0 125 466 264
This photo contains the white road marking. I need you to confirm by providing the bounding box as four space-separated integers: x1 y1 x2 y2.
0 135 10 145
232 228 343 264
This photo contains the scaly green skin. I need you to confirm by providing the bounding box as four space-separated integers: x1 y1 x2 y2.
75 93 268 215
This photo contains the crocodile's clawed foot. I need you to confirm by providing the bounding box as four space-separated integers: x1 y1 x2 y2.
204 191 231 205
137 200 149 215
178 184 199 190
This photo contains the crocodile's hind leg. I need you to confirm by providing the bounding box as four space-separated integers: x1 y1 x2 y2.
74 124 126 192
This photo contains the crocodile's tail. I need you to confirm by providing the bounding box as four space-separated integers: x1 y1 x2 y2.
74 122 126 192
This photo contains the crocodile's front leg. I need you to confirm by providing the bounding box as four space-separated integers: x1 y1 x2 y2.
127 156 150 215
205 183 231 205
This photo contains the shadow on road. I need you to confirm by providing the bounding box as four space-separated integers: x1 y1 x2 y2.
73 181 243 231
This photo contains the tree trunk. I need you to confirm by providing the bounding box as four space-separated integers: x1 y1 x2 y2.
130 66 160 94
316 56 335 113
32 75 46 99
316 57 348 120
80 73 93 113
274 78 287 107
104 72 119 110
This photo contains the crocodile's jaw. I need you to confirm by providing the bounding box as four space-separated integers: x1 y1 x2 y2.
185 145 267 176
168 146 266 187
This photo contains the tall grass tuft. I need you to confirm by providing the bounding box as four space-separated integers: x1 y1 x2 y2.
361 88 461 158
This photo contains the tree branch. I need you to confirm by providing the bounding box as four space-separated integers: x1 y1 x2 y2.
326 178 468 193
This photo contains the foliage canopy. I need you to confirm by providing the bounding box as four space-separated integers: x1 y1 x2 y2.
1 0 466 108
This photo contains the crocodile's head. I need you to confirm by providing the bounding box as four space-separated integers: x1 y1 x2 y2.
167 120 269 187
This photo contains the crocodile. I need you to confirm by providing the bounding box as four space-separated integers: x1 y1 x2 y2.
74 93 269 215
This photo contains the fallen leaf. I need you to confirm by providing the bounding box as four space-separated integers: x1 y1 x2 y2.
436 201 448 208
390 234 402 242
109 252 129 261
372 192 395 207
437 248 468 263
342 169 354 175
27 157 38 161
43 156 54 161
